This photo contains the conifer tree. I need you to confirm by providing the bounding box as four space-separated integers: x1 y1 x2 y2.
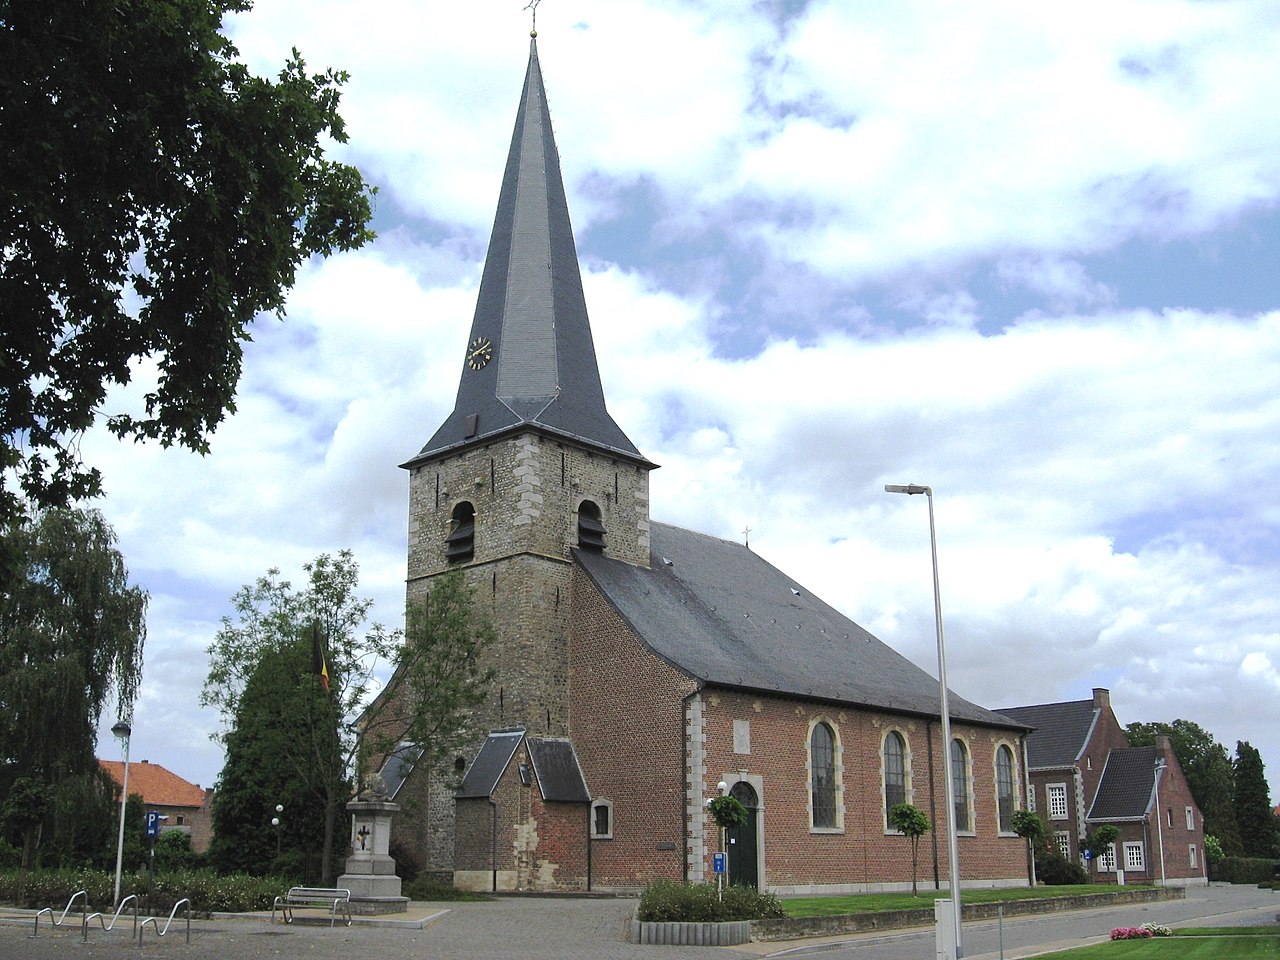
1232 741 1275 858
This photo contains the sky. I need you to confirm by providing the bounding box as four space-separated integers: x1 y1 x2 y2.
83 0 1280 803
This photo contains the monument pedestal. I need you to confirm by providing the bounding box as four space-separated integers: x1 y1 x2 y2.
336 792 408 915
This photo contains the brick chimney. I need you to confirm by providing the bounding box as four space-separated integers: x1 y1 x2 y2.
1092 688 1110 710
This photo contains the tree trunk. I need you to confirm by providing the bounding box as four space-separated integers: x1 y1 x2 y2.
321 789 339 886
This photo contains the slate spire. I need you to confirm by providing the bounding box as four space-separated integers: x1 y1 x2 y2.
407 39 647 466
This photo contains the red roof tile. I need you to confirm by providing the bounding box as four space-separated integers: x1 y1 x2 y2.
98 760 207 808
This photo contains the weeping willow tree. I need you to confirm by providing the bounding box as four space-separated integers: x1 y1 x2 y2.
0 508 147 867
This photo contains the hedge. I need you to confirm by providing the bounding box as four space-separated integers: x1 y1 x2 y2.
1214 857 1279 885
637 880 785 922
0 868 289 914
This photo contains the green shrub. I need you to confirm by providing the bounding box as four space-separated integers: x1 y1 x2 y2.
1216 857 1279 885
1035 850 1089 885
637 880 784 922
0 867 290 913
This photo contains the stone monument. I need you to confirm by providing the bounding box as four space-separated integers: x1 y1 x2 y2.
336 775 409 914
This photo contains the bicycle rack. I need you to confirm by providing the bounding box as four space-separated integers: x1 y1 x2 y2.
30 889 88 938
82 893 139 941
138 898 191 945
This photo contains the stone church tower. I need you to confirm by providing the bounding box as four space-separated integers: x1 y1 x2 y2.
396 38 654 871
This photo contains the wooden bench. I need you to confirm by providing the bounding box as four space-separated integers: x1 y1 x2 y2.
271 887 352 927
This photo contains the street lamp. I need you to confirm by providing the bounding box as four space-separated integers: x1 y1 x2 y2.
272 804 284 858
110 720 132 906
885 483 963 958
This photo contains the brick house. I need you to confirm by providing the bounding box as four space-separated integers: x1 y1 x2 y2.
998 689 1205 884
378 37 1031 894
99 759 214 853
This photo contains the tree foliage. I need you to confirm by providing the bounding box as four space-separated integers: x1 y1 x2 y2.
1232 741 1275 858
1082 824 1120 871
888 802 930 896
0 0 375 519
1012 809 1047 885
202 552 392 883
363 572 496 786
1125 718 1242 856
0 508 146 866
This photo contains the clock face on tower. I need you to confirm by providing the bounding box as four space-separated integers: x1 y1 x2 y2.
467 336 494 370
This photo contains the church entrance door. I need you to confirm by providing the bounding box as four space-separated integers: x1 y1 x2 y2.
726 781 759 889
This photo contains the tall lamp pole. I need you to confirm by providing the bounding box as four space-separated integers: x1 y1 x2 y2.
110 720 132 906
885 483 963 958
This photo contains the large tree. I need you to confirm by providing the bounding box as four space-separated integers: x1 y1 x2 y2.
203 552 392 883
0 1 375 520
1125 719 1242 856
208 639 330 879
0 508 147 866
1232 741 1275 858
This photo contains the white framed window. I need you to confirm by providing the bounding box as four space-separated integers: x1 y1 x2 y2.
1185 806 1195 831
591 799 613 839
1054 831 1071 858
1189 844 1198 869
1047 783 1068 820
1095 844 1116 872
1123 842 1145 871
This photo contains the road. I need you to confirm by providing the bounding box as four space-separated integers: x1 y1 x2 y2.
0 882 1274 959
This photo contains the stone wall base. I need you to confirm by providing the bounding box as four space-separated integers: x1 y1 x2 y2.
631 919 751 946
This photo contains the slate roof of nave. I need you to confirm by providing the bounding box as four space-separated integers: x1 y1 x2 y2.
576 521 1025 729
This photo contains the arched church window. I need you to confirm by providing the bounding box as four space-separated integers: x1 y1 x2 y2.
577 500 606 552
884 730 907 822
446 501 475 563
810 722 837 830
996 744 1016 833
951 739 973 832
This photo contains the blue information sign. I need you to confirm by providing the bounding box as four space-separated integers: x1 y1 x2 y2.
145 811 162 838
712 852 726 874
1082 849 1092 861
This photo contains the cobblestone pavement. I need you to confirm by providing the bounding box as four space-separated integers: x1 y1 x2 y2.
0 884 1275 960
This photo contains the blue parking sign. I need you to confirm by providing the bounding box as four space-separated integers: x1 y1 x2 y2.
145 811 162 837
712 852 726 874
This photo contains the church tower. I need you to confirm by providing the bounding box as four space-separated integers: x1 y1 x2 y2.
402 38 654 747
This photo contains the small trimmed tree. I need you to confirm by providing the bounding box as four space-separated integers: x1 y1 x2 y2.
1012 809 1047 885
1082 824 1120 880
888 802 931 896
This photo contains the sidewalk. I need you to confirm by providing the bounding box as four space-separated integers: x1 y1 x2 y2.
0 883 1274 960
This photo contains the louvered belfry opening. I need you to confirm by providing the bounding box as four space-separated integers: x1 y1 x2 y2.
446 501 476 562
577 501 606 552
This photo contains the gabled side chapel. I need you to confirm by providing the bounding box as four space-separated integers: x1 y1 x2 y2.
385 37 1030 893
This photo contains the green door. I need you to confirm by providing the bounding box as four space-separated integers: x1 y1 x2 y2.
726 782 759 889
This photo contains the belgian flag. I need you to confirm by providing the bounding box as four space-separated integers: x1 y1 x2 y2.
312 623 331 693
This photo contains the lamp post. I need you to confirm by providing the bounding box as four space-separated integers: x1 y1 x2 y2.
272 804 283 859
110 720 132 906
885 483 963 958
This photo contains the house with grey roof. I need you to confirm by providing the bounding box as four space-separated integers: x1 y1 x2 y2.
377 35 1031 894
999 689 1206 884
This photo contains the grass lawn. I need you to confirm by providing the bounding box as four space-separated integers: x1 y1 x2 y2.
781 884 1142 917
1034 928 1280 958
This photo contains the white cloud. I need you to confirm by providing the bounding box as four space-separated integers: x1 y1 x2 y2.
64 1 1280 801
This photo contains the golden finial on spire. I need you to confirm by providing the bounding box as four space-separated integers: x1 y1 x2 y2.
524 0 542 38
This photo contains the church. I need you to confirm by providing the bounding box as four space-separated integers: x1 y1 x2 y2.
381 36 1031 894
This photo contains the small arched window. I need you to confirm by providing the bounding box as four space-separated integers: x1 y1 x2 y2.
446 502 475 563
884 731 907 821
810 722 837 829
996 745 1016 833
577 500 606 552
951 739 972 832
